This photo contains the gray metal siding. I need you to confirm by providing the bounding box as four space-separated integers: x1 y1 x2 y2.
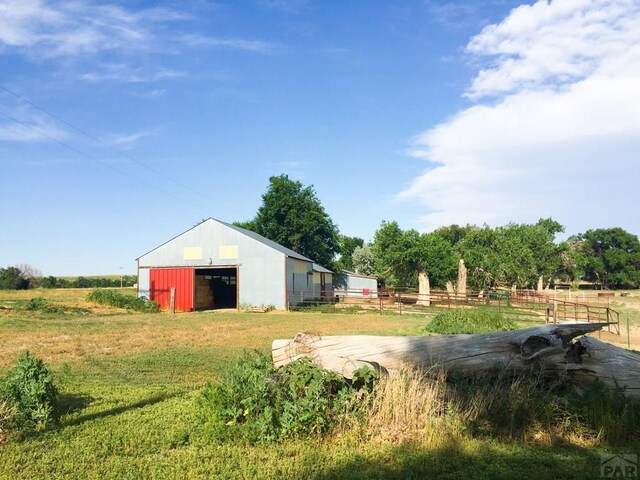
238 255 286 309
335 273 378 298
286 257 315 306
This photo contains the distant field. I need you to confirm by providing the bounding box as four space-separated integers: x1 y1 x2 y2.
0 288 636 479
55 274 135 281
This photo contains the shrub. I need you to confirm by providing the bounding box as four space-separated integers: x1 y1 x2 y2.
0 352 59 432
87 289 159 312
196 351 376 443
425 307 517 334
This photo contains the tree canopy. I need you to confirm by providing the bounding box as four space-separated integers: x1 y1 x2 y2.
454 219 565 290
372 221 457 288
579 228 640 288
335 235 364 271
0 267 29 290
236 175 340 269
351 244 375 276
371 218 572 291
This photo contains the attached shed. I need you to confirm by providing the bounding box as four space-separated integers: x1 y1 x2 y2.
312 263 334 299
137 218 316 311
334 270 378 298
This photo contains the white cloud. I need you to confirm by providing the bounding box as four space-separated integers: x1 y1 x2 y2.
466 0 640 99
0 0 187 58
77 63 186 83
398 0 640 234
100 130 153 150
178 34 277 53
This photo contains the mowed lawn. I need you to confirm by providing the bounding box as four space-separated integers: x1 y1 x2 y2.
0 289 625 479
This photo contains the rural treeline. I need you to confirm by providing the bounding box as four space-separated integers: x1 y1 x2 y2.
0 266 137 290
3 175 639 291
238 175 640 291
368 220 640 290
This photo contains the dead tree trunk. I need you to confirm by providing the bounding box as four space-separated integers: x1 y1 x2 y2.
272 323 640 398
416 269 430 306
457 259 467 298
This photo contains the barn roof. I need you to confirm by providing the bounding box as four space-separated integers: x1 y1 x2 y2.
312 263 333 274
215 219 313 262
137 217 313 262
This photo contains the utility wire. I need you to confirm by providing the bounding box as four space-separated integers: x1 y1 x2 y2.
0 85 218 205
0 108 208 213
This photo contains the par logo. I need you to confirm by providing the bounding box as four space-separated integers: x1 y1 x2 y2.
601 454 638 478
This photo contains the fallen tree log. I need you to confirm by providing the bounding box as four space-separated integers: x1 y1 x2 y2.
272 323 640 398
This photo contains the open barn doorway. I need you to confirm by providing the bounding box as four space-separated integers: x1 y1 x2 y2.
194 267 238 310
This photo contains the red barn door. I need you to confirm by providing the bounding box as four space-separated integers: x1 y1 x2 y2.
149 268 194 311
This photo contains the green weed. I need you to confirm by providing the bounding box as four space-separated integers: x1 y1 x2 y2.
0 352 59 432
87 289 159 312
425 307 517 334
196 351 375 443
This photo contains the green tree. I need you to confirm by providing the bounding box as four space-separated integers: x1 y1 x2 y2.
580 228 640 288
435 224 472 247
372 221 415 287
0 267 28 290
238 175 340 269
454 219 565 290
335 235 364 271
372 221 457 289
418 232 458 288
351 244 375 276
41 276 58 289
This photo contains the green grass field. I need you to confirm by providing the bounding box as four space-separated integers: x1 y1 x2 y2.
0 289 637 479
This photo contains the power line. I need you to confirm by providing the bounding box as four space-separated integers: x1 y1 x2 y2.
0 108 208 212
0 85 219 206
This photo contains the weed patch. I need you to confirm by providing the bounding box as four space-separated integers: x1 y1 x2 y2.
87 289 159 312
196 351 375 443
24 297 91 315
425 307 517 334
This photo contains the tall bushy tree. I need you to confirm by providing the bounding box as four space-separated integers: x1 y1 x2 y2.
237 175 340 269
351 244 375 276
335 235 364 271
579 228 640 288
0 267 28 290
372 221 456 288
455 219 565 290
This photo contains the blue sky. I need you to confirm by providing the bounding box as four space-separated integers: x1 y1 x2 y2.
1 0 639 276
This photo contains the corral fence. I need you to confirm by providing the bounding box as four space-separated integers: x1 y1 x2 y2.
511 290 620 334
287 287 621 336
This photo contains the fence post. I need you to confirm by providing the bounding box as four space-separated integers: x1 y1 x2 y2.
170 287 176 314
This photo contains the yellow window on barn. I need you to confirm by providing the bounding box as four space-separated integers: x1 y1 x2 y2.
313 272 321 284
183 246 203 260
219 245 238 259
293 260 309 274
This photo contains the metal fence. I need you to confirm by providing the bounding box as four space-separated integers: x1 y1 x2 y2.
286 288 622 336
